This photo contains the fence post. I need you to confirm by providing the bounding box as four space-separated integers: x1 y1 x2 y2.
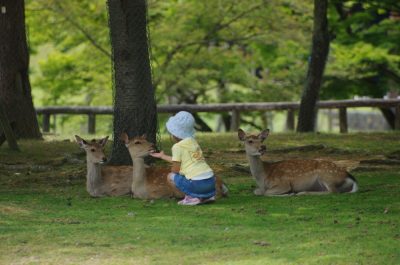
339 107 348 133
395 105 400 130
327 109 333 132
286 109 295 131
230 110 240 131
88 114 96 134
53 115 57 132
43 114 50 133
261 112 268 130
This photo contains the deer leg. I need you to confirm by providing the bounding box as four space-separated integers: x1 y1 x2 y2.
265 192 295 197
264 186 292 196
254 187 265 196
296 191 332 196
324 182 339 193
294 178 337 195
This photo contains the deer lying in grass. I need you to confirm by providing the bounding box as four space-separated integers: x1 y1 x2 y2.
121 133 228 200
238 129 358 196
75 135 132 197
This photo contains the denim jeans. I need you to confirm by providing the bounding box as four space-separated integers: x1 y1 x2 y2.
172 174 216 198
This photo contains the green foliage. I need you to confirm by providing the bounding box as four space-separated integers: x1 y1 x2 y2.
150 0 313 104
27 0 112 107
324 0 400 99
27 0 314 107
34 49 112 106
323 42 400 99
25 0 400 132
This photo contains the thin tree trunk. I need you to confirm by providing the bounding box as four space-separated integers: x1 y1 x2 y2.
0 102 19 150
297 0 330 132
107 0 157 165
193 113 212 132
379 108 395 129
0 0 42 139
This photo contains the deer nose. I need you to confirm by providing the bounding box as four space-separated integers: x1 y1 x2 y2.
102 157 107 162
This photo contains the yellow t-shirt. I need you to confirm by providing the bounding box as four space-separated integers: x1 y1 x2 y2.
171 138 213 180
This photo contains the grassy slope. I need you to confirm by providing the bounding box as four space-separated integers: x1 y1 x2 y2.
0 132 399 265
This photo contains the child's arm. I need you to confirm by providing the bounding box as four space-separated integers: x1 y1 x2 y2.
150 151 172 162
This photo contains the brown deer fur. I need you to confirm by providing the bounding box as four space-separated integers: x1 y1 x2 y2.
238 129 358 196
75 135 132 197
121 133 228 200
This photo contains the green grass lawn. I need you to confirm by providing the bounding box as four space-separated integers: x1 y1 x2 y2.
1 132 399 265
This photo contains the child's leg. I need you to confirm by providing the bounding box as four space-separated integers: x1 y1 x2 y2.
167 173 176 186
168 173 202 205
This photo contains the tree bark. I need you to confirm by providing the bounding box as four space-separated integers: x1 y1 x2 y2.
0 0 42 139
379 108 395 129
297 0 330 132
0 102 19 150
107 0 157 165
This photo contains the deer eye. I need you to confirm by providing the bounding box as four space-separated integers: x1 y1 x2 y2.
91 149 96 152
248 140 253 144
134 141 141 145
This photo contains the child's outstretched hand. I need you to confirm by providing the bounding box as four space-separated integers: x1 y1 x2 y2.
150 150 165 159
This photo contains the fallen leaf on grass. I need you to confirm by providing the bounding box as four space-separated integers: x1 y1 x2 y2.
255 209 268 215
384 208 389 214
253 240 271 247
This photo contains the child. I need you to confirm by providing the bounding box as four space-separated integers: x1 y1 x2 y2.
150 111 216 205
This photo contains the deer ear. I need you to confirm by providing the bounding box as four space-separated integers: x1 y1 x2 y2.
140 134 147 140
120 132 129 144
75 135 88 148
238 129 246 141
258 129 270 141
99 136 109 147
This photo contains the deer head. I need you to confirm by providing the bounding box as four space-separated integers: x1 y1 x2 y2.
238 129 269 156
75 135 109 164
120 133 155 159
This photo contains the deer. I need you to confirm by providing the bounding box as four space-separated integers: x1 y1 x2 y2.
120 133 228 200
75 135 132 197
238 129 358 196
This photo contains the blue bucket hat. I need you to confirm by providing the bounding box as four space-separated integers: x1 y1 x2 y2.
166 111 195 139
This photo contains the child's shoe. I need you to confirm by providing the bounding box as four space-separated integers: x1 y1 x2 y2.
178 196 201 205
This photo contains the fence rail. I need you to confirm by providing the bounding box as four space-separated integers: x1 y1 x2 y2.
35 99 400 134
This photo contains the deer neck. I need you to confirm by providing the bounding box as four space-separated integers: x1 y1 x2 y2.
132 157 146 186
247 154 267 188
86 161 103 196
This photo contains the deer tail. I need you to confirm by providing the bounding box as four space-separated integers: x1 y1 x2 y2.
347 173 358 193
221 183 229 196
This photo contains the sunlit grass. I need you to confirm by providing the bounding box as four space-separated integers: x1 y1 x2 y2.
1 132 399 264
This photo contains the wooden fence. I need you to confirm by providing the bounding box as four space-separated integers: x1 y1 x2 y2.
35 99 400 134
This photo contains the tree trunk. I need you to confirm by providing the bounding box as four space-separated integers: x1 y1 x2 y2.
107 0 157 165
193 113 212 132
379 108 395 129
0 102 19 150
297 0 330 132
0 0 42 139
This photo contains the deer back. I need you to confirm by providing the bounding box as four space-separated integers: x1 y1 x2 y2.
264 159 349 191
144 167 184 199
100 165 133 196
